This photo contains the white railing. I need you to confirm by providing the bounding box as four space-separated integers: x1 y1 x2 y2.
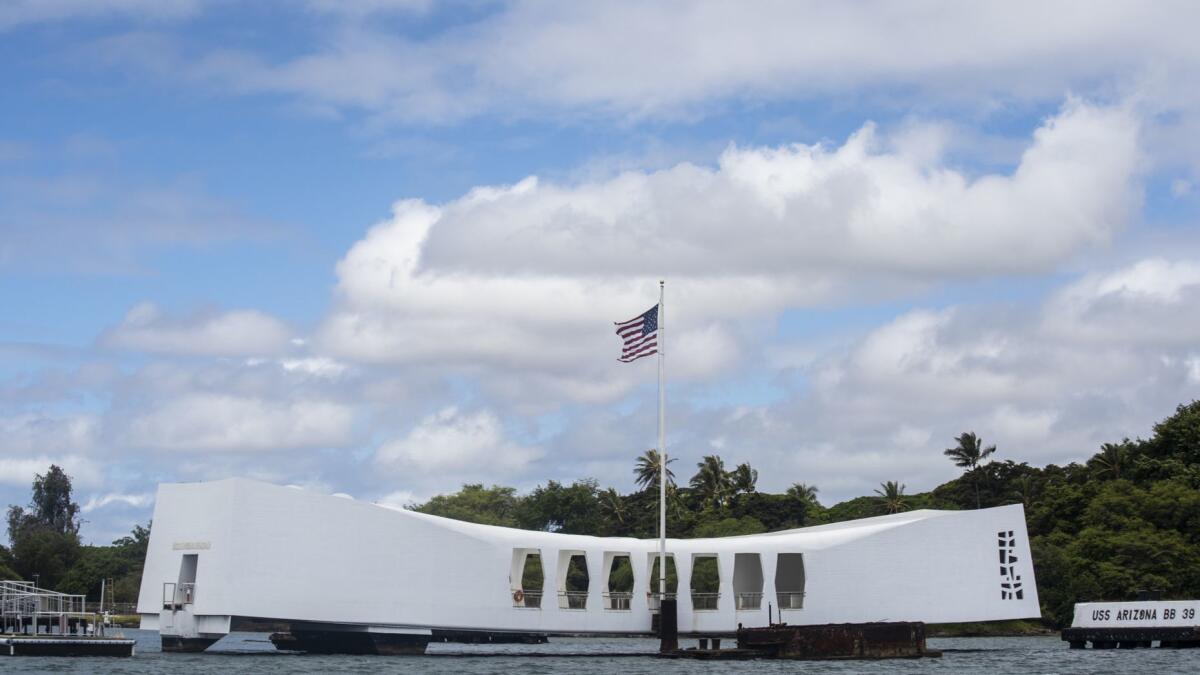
691 592 720 611
647 592 677 611
736 592 763 610
603 591 632 610
512 590 542 608
558 591 588 610
178 582 196 605
777 591 805 609
0 580 94 635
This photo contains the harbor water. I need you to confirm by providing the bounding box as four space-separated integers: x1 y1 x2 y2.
5 630 1200 673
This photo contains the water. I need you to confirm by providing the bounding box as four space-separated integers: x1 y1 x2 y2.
5 630 1200 674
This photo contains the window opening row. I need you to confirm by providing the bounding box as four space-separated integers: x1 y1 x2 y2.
510 550 805 611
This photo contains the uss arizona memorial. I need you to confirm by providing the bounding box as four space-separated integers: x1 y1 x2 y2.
137 478 1040 652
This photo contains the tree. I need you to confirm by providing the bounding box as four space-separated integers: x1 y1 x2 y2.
515 479 604 534
943 432 996 508
874 481 908 514
787 483 820 508
6 465 82 588
31 465 81 535
598 488 629 534
0 544 18 580
1090 442 1131 481
730 462 758 494
634 449 676 491
690 455 732 510
413 484 519 527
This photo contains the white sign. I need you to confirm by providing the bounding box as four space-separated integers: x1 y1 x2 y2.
1073 601 1200 628
172 541 212 550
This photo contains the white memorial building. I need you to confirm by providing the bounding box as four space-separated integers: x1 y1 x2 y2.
138 478 1040 652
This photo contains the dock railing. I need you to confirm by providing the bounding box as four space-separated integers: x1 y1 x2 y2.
0 580 94 635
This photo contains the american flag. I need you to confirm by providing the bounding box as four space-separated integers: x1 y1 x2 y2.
614 304 659 363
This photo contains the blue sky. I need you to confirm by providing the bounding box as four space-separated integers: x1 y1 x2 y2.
3 0 1200 543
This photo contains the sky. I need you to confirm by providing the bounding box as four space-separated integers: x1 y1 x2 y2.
3 0 1200 544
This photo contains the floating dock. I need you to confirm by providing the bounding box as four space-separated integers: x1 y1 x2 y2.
2 635 136 657
1 580 135 657
1062 600 1200 649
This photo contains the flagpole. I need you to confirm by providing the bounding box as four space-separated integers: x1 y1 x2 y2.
657 280 666 599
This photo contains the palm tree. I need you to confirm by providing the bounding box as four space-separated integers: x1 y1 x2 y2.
599 487 628 527
633 449 676 491
787 482 820 508
874 481 908 514
690 455 732 510
943 431 996 508
730 462 758 494
1010 475 1041 509
1090 442 1129 480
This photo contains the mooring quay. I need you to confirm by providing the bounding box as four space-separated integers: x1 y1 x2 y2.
1 580 136 657
1063 600 1200 649
136 478 1039 655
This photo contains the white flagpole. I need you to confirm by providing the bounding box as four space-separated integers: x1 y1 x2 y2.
657 280 667 599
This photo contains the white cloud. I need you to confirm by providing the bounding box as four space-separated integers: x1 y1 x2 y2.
81 492 154 513
101 302 292 357
717 258 1200 495
163 1 1200 125
375 489 419 511
1043 259 1200 345
318 100 1138 408
0 456 102 488
279 357 348 378
0 413 98 456
375 407 541 476
122 393 355 451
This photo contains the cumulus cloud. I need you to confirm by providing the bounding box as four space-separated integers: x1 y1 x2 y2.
0 412 98 456
416 101 1137 278
120 1 1192 124
101 302 292 357
375 407 541 476
317 100 1138 406
0 456 102 487
122 393 355 451
702 257 1200 497
1042 259 1200 345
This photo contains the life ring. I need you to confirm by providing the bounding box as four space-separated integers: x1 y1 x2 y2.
513 589 525 603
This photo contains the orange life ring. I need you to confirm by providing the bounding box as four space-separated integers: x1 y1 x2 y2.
513 589 525 603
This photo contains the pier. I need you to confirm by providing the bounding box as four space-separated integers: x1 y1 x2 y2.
0 580 135 657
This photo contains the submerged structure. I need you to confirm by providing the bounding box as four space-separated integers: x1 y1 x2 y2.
137 478 1040 654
